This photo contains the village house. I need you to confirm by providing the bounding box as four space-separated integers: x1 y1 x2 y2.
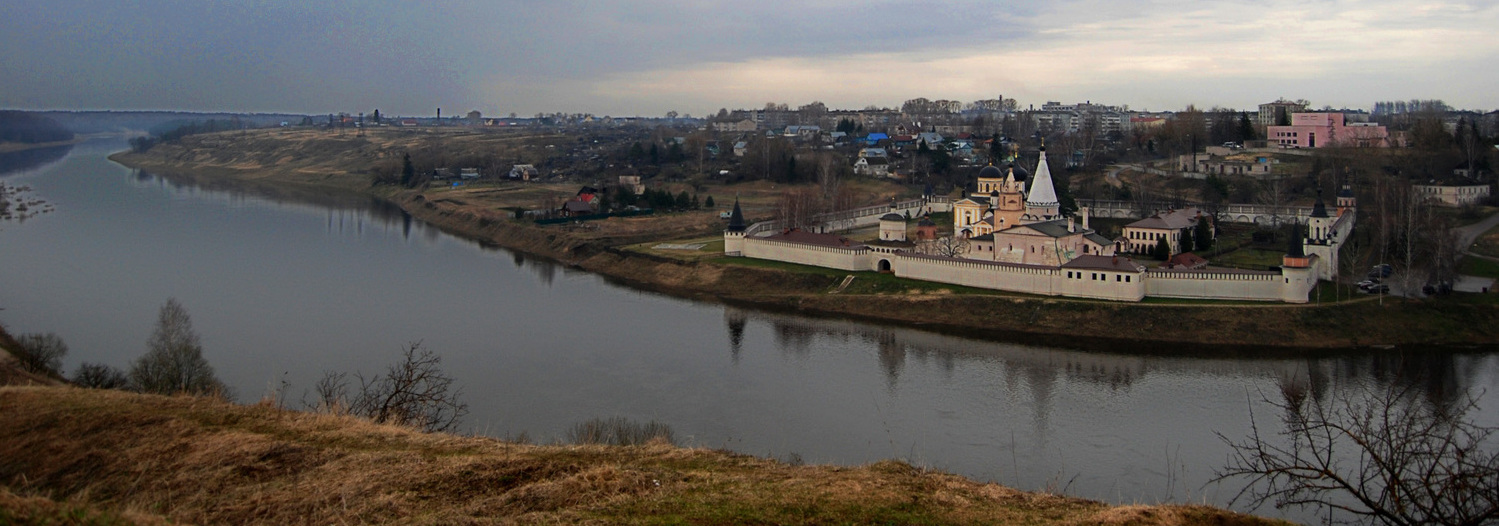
1178 151 1275 176
509 164 539 181
853 156 891 177
619 174 645 195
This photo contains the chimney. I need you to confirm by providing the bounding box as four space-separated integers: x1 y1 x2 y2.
1067 216 1075 233
1081 206 1090 230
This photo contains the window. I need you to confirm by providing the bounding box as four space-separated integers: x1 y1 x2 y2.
1126 276 1131 283
1116 275 1122 282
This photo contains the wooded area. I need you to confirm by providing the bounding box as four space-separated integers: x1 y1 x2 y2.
0 111 74 144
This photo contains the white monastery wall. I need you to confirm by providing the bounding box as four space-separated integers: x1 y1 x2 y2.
741 237 871 271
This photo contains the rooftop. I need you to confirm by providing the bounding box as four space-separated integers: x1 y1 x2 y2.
1061 255 1145 272
764 230 866 249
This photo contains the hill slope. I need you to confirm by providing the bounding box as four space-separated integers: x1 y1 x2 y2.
0 387 1286 525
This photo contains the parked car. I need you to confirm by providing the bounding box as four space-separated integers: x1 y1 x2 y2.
1372 264 1393 277
1360 284 1391 294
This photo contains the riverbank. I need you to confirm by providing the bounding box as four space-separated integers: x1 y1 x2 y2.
0 386 1286 525
108 137 1499 350
0 134 106 154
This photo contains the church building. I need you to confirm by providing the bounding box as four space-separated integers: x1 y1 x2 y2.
955 146 1115 265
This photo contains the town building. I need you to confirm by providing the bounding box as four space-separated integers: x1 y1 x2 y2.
712 118 757 132
1121 208 1213 256
1414 183 1491 207
1267 113 1389 148
1258 99 1308 127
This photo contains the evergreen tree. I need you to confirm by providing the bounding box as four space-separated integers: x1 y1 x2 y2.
1237 112 1256 141
675 191 691 210
1194 217 1214 251
1180 227 1195 253
615 185 636 208
629 142 645 160
691 193 700 209
1153 236 1171 260
372 109 381 124
400 153 415 187
649 143 660 164
705 195 715 208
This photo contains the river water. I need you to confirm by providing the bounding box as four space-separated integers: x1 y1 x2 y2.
2 139 1496 523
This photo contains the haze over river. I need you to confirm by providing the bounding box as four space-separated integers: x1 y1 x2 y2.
3 139 1496 523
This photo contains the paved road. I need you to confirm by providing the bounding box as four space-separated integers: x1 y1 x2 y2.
1455 209 1499 256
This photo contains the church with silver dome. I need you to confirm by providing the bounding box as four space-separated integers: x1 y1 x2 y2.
951 147 1116 266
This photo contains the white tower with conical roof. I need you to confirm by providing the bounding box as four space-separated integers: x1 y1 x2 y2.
1024 145 1060 221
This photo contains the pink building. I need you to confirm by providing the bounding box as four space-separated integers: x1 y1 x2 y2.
1267 113 1389 148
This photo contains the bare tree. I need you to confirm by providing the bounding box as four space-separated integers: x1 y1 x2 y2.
918 236 970 258
13 332 67 376
319 342 468 433
776 187 827 232
1257 176 1292 229
129 298 226 396
1216 384 1499 526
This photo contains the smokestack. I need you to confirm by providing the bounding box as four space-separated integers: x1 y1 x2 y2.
1068 216 1075 233
1081 207 1090 230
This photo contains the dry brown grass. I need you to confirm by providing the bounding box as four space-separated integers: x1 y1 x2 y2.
0 386 1289 525
0 325 65 388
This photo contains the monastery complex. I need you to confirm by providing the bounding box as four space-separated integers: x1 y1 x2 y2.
724 148 1356 303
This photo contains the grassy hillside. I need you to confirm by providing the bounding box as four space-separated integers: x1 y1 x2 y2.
0 387 1287 525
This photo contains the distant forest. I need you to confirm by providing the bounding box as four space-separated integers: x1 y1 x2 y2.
37 111 307 134
0 111 74 144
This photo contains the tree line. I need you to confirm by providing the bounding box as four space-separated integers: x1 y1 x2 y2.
128 118 240 153
8 298 468 433
0 111 75 144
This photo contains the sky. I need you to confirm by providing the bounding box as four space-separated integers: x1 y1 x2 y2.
2 0 1497 117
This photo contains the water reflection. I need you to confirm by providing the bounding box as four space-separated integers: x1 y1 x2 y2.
0 144 74 178
129 168 415 236
732 306 1491 398
509 251 558 287
718 306 1495 523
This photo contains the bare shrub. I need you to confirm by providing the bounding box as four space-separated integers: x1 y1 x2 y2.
1215 383 1499 525
566 417 676 446
315 342 468 433
14 332 67 376
312 370 350 415
72 362 128 389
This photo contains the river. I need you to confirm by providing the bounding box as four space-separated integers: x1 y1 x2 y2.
2 138 1495 524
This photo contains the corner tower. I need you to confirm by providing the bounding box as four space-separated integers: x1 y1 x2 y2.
724 198 747 256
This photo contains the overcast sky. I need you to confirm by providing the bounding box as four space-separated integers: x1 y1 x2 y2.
3 0 1496 116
